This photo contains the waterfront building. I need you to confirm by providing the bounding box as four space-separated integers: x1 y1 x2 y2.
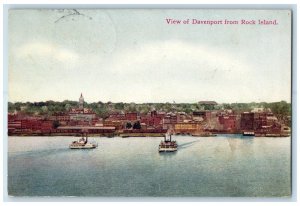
253 112 267 130
56 126 116 135
218 114 237 131
240 112 255 131
8 117 53 135
241 110 282 135
103 120 123 130
163 113 178 129
174 122 202 134
140 112 163 129
8 114 22 135
205 112 223 131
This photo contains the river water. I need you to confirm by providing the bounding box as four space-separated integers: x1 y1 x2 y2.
8 135 291 197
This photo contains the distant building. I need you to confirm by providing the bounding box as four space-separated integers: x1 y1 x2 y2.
107 112 125 121
125 112 138 121
198 101 218 105
251 108 264 113
198 101 218 110
192 111 206 121
79 93 84 109
49 112 70 122
69 93 96 121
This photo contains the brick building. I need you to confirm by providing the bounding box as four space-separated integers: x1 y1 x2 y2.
140 115 163 129
125 112 138 121
174 122 202 134
218 115 237 131
240 112 255 131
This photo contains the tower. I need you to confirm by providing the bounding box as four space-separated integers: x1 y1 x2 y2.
79 93 84 110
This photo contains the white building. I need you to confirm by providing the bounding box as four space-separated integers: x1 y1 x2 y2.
69 93 96 121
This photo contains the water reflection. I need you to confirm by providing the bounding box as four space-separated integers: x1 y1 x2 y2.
158 152 177 158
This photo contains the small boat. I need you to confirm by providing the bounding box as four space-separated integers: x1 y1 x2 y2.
243 131 255 136
69 134 98 149
158 133 177 152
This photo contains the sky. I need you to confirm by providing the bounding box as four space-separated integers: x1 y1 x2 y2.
8 9 291 103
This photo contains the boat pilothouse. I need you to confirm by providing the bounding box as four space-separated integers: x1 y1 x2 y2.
69 132 98 149
158 132 178 152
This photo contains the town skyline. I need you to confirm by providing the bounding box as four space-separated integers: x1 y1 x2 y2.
9 92 291 104
7 94 291 105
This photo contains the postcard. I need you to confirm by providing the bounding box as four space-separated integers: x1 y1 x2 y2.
7 9 292 197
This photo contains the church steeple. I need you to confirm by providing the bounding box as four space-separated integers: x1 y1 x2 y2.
79 93 84 110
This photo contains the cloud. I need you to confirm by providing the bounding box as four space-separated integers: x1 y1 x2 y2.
16 42 79 64
108 40 250 74
9 39 290 103
102 39 253 87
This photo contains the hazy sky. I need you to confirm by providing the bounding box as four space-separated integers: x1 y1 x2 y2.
8 9 291 103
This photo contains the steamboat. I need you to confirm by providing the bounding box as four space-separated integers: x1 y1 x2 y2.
158 133 178 152
69 133 98 149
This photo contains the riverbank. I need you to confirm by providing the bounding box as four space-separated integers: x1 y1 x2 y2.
120 133 165 137
8 133 291 138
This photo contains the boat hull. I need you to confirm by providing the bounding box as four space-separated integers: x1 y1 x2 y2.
158 147 177 152
243 131 255 136
158 145 177 152
69 143 97 149
69 145 97 149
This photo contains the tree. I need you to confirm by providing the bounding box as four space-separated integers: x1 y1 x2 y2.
126 122 132 129
97 108 110 119
53 120 60 129
114 102 125 110
133 121 141 129
65 103 71 111
222 103 232 109
8 102 16 113
184 108 193 114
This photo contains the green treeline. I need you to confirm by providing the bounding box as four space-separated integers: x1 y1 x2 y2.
8 100 291 119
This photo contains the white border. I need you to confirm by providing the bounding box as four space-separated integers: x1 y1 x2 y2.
1 0 299 205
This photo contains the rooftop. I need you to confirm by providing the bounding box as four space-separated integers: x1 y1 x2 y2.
198 101 218 105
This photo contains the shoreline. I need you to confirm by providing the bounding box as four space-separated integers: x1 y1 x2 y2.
8 133 290 138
